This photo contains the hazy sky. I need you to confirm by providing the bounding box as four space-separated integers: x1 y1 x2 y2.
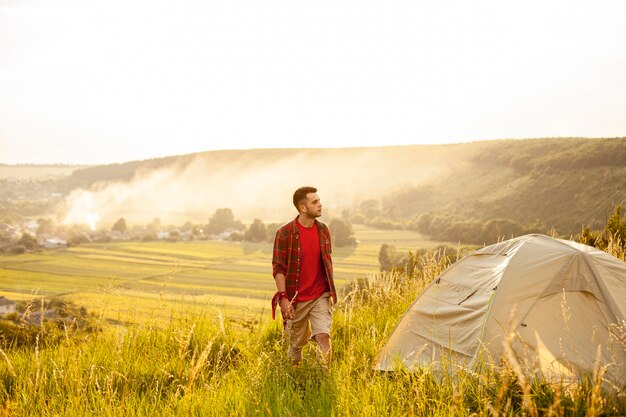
1 0 625 164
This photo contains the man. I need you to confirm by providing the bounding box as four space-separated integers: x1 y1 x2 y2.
272 186 337 365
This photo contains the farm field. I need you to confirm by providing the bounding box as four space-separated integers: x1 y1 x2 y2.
0 224 441 326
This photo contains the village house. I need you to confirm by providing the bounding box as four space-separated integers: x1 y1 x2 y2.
0 296 16 315
41 237 67 248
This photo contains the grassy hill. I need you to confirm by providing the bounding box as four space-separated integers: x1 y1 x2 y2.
448 138 626 230
52 137 626 236
382 138 626 235
2 138 623 237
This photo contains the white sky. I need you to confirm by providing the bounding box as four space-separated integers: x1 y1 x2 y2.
1 0 625 164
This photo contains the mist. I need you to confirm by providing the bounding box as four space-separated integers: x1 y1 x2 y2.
60 146 460 229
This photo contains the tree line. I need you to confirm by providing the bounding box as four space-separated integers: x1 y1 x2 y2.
345 198 541 245
376 204 626 271
0 207 357 253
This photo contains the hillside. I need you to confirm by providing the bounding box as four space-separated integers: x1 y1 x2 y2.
50 138 625 236
2 138 623 238
0 164 85 180
378 138 626 236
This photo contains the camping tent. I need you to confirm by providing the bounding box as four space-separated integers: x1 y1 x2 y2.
374 234 626 387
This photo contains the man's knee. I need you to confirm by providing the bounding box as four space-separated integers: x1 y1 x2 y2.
314 333 330 344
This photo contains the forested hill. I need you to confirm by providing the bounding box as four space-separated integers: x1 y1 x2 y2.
375 138 626 240
58 137 625 237
463 138 626 230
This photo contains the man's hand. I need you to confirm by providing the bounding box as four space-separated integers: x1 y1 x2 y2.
280 298 295 320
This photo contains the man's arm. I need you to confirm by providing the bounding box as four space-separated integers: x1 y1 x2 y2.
272 227 295 320
274 272 294 320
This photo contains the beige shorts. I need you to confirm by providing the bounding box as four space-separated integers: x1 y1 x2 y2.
285 292 332 355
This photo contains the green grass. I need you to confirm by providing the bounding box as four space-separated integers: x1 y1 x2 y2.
3 229 622 415
1 244 623 416
0 225 440 326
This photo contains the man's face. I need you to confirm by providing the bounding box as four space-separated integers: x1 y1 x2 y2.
301 192 322 218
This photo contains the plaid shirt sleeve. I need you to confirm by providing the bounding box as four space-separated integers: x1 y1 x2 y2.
318 222 337 304
272 226 288 278
272 221 300 300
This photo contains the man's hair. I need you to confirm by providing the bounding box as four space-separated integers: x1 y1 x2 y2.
293 186 317 210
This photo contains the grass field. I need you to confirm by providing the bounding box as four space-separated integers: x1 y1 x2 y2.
2 234 623 416
1 228 624 416
0 225 441 326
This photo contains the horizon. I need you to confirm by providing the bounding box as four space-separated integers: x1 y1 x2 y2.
2 136 624 166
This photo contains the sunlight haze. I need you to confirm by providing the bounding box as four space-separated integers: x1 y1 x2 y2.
1 0 625 164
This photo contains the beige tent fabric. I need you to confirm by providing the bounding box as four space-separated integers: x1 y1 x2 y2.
373 234 626 387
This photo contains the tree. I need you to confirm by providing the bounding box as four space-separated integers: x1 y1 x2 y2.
359 199 381 219
168 230 181 242
18 233 38 251
207 208 237 235
111 218 127 233
604 205 625 242
67 234 89 246
265 222 282 243
579 204 626 251
378 243 404 272
228 231 244 241
141 233 158 242
37 218 55 236
148 218 161 232
481 218 524 244
192 225 205 238
329 218 356 247
181 221 194 232
245 219 267 242
416 213 433 234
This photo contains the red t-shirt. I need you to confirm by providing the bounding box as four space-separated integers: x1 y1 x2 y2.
296 220 329 301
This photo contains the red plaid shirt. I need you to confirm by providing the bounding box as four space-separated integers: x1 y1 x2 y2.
272 217 337 304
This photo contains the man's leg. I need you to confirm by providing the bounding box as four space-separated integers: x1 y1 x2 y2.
309 293 333 366
313 333 331 365
285 300 313 365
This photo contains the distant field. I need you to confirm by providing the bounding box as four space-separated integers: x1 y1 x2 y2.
0 164 84 179
0 225 441 326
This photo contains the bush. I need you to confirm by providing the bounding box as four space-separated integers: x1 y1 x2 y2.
9 245 26 254
141 232 158 242
17 233 38 250
67 234 89 246
578 204 626 257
